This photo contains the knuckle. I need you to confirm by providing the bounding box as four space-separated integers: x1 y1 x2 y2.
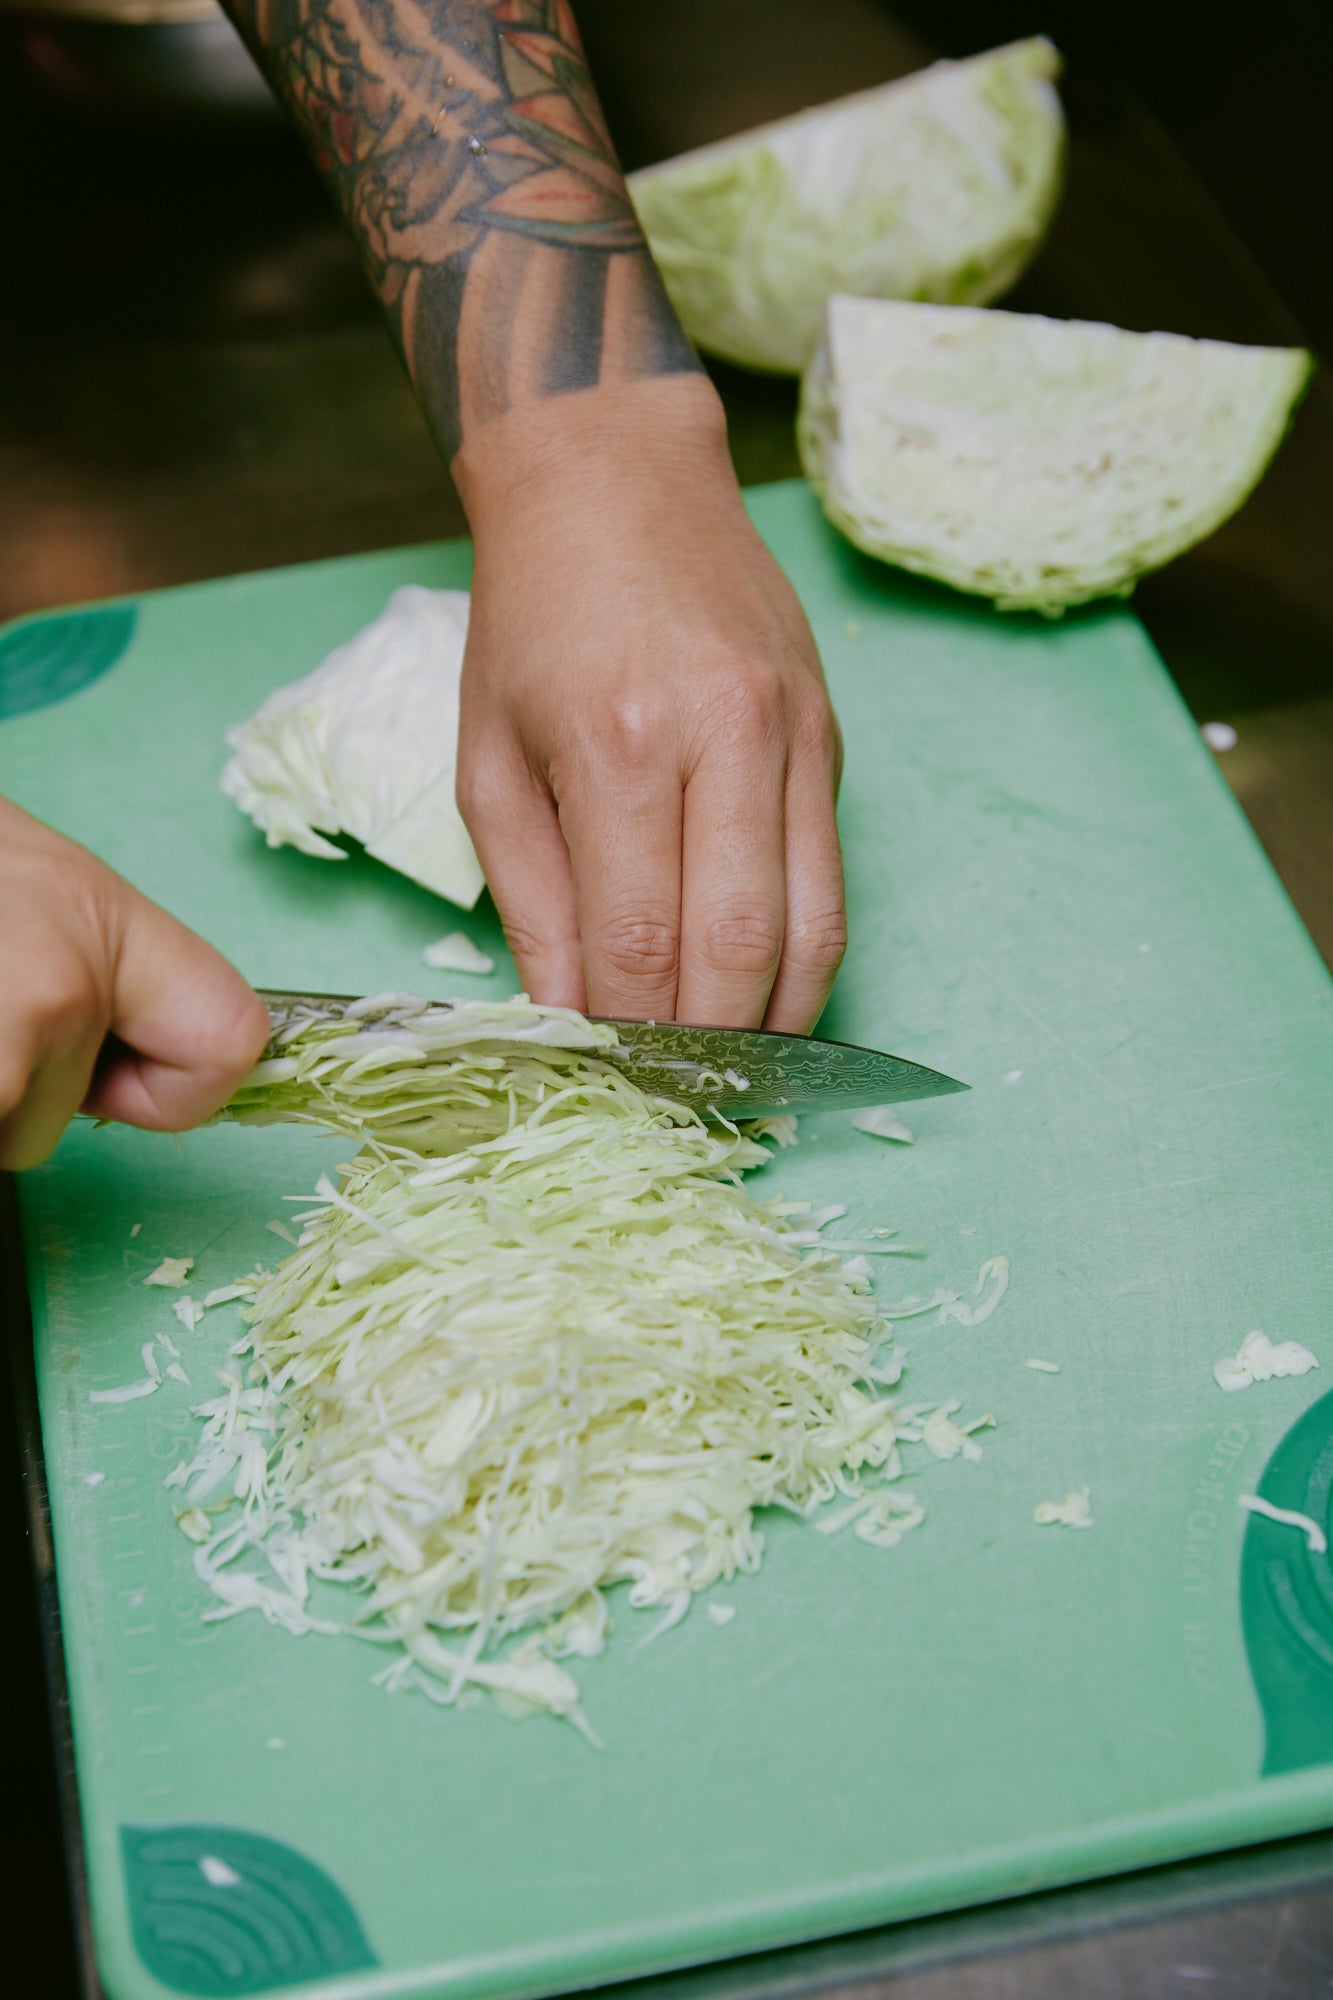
792 688 841 761
702 660 784 741
455 753 502 832
595 692 671 766
454 764 483 827
594 912 680 985
24 956 104 1046
786 907 849 976
697 903 785 977
500 913 564 972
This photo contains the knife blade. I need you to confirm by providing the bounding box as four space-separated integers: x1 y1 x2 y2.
257 990 968 1122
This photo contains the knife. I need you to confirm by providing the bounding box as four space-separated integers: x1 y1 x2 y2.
257 989 968 1123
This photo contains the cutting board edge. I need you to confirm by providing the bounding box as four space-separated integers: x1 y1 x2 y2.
81 1758 1333 2000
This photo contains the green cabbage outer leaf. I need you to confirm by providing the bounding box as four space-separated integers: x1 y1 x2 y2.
629 38 1065 375
177 996 978 1727
219 587 485 909
799 298 1313 612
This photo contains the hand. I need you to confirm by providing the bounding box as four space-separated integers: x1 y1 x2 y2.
454 378 847 1033
0 800 271 1170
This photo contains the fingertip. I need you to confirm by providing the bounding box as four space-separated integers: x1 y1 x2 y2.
213 979 273 1089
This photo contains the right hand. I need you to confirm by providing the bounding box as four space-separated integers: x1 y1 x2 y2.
0 799 270 1170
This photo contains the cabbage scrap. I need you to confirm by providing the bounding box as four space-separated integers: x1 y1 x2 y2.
422 932 495 976
743 1113 799 1149
1213 1329 1318 1393
144 1256 194 1289
90 1378 159 1406
1034 1489 1092 1530
171 996 999 1726
629 38 1064 373
1237 1494 1327 1555
852 1107 915 1144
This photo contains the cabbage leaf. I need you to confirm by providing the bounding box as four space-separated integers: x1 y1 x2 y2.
219 587 484 909
629 38 1064 374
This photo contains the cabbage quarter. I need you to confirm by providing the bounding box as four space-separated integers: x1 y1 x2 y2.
629 38 1064 375
800 298 1312 612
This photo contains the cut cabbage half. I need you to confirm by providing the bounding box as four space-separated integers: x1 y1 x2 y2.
800 297 1312 612
220 586 485 909
629 38 1064 374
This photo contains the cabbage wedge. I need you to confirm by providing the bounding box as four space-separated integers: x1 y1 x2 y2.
629 38 1064 374
800 297 1312 612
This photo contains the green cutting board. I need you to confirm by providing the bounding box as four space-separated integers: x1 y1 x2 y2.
5 480 1333 2000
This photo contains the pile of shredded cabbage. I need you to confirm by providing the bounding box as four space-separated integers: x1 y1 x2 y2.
172 996 991 1733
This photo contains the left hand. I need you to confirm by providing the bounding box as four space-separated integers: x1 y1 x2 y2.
453 377 847 1033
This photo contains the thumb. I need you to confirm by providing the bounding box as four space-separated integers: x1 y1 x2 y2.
83 893 270 1132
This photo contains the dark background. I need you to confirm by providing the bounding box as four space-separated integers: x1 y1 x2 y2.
2 2 1331 1992
890 0 1332 357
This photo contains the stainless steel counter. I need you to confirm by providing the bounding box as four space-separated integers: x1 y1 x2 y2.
2 1 1331 1993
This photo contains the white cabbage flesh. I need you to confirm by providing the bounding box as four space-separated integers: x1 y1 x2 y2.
1033 1488 1093 1529
852 1106 914 1143
228 993 615 1144
175 996 998 1726
422 932 495 976
219 586 485 909
800 297 1312 612
1237 1495 1327 1555
629 38 1064 374
1214 1329 1318 1393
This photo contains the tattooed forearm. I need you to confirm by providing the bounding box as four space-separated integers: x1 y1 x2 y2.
220 0 700 459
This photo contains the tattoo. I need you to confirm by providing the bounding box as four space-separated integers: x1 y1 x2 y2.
222 0 700 455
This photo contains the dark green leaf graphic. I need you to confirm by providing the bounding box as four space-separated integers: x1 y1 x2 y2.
0 602 137 720
1241 1386 1333 1776
121 1823 376 1995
